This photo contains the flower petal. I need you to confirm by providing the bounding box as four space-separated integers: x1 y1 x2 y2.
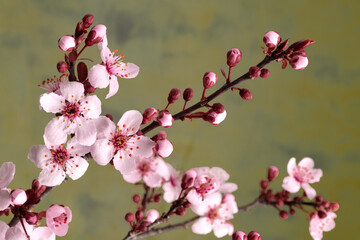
66 157 89 180
60 82 84 102
298 157 314 169
219 182 238 193
213 222 234 238
31 227 56 240
130 136 155 158
113 151 136 174
117 110 143 135
282 176 301 193
105 75 119 99
91 139 114 166
38 167 66 187
309 169 323 183
67 138 90 157
39 93 65 113
94 116 115 139
0 162 15 188
82 95 102 119
27 145 52 169
123 171 142 184
5 226 27 240
0 220 9 239
287 157 297 177
44 118 68 147
0 190 11 211
116 62 139 79
73 119 97 146
302 183 316 200
88 64 110 89
191 217 212 235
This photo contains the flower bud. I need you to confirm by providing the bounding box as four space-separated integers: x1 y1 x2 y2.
154 194 161 203
183 88 194 102
57 61 68 73
267 166 279 182
317 210 327 219
151 131 167 142
232 231 247 240
157 111 173 128
155 139 173 158
25 212 38 225
75 22 84 38
263 31 280 48
132 194 141 204
146 209 159 223
58 35 76 52
142 108 158 125
288 39 315 53
249 66 261 79
276 199 284 207
32 179 41 192
11 189 27 206
260 180 268 190
330 202 340 212
82 14 94 28
175 206 186 216
247 231 261 240
203 72 217 89
260 68 270 79
290 209 296 216
203 110 227 125
135 210 144 221
125 212 134 223
168 88 181 104
183 201 191 208
290 55 308 70
212 103 225 114
85 24 107 46
279 210 289 219
273 39 289 55
239 88 252 100
181 169 197 189
84 81 95 95
227 48 242 67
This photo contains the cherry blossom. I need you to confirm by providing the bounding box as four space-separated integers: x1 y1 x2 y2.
46 204 72 237
90 111 155 175
40 81 101 146
191 192 238 238
282 157 322 200
3 220 55 240
88 46 139 99
162 163 182 203
58 35 76 52
28 137 90 187
0 162 15 211
122 155 170 188
186 167 238 206
263 31 281 48
309 211 337 240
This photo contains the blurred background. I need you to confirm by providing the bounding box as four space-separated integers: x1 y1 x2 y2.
0 0 359 239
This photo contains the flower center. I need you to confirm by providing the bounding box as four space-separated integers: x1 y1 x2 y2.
206 207 219 221
111 133 129 151
294 166 313 183
194 175 219 195
53 212 69 227
63 102 80 121
51 148 69 165
138 160 151 174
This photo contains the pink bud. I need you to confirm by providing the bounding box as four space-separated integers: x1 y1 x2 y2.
135 210 144 221
317 210 327 219
247 231 261 240
279 210 289 219
25 212 38 225
58 35 76 52
57 61 68 73
125 212 134 223
155 139 173 157
152 131 167 142
260 68 270 79
203 72 217 89
132 194 141 204
260 180 269 190
85 24 107 46
249 66 261 79
233 231 247 240
168 88 181 104
11 189 27 206
146 209 159 223
142 108 158 125
183 88 194 102
267 166 279 182
82 14 94 28
203 110 227 125
212 103 225 114
175 206 186 216
239 88 252 100
290 55 308 70
263 31 280 48
330 202 340 212
181 169 197 189
227 48 242 67
157 111 173 128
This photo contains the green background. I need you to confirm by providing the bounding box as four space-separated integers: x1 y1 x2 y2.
0 0 359 239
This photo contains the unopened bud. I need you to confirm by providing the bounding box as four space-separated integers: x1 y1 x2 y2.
203 110 227 125
157 111 173 128
57 61 68 73
290 209 296 216
183 201 191 208
85 24 107 46
290 55 308 70
260 68 270 79
32 179 41 192
105 114 113 121
249 66 261 79
227 48 242 67
279 210 289 219
315 195 323 203
11 189 27 206
288 39 315 53
181 169 197 189
267 166 279 182
168 88 181 104
146 209 159 223
330 202 339 212
142 108 158 125
25 212 38 225
84 81 95 95
317 210 327 219
175 206 186 216
135 210 144 221
276 199 284 207
247 231 261 240
82 14 94 28
203 72 217 89
263 31 281 48
155 139 173 158
273 39 289 55
125 212 134 222
232 231 247 240
260 180 268 190
58 35 76 52
212 103 225 114
239 88 252 100
75 22 84 38
183 88 194 102
154 194 161 203
322 200 330 209
132 194 141 204
151 131 167 142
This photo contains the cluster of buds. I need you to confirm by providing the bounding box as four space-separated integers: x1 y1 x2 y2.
232 230 261 240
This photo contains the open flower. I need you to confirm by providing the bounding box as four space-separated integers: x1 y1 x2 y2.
88 47 139 99
309 211 337 240
162 163 182 203
3 220 55 240
40 81 101 146
46 204 72 237
191 192 238 238
282 157 323 200
28 138 90 187
91 111 155 174
0 162 15 211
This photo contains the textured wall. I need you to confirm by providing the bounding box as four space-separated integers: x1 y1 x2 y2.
0 0 359 239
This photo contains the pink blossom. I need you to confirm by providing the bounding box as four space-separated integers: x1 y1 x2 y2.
155 139 173 157
40 81 101 146
263 31 281 48
46 204 72 237
0 162 15 211
191 192 238 238
282 157 322 200
88 46 139 99
203 72 217 89
10 189 27 206
204 110 227 125
290 55 309 70
90 111 155 175
146 209 159 223
162 163 182 203
186 167 238 206
227 48 242 68
309 211 337 240
85 24 107 48
28 137 90 187
58 35 76 52
122 155 170 188
157 111 173 128
3 220 55 240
